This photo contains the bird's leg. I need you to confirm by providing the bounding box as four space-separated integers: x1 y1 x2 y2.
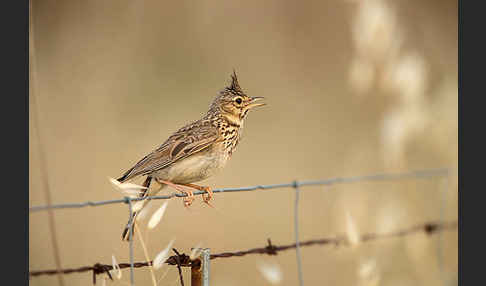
179 183 214 206
155 179 195 207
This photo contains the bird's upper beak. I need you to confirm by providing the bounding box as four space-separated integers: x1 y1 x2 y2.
246 96 266 109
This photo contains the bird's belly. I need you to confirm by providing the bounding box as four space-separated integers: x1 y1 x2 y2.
154 151 228 184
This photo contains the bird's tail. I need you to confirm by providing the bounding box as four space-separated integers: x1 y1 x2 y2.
122 176 153 241
117 167 134 183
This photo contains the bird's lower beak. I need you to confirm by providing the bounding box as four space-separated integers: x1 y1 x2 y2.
246 96 266 109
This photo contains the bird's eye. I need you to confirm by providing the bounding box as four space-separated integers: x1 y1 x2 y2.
234 97 243 105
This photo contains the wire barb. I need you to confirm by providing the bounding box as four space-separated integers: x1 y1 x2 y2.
92 263 113 285
28 168 455 285
265 239 278 255
172 249 185 286
29 221 457 281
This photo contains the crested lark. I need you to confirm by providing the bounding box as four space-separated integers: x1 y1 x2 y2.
117 71 265 240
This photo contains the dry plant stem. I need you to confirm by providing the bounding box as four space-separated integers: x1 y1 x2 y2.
30 1 65 285
157 273 169 285
157 268 170 285
135 227 157 286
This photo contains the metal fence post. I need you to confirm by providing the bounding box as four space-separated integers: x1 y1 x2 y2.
191 248 210 286
293 182 304 286
126 197 135 286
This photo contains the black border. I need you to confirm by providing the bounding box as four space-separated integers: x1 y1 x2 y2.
460 0 482 284
2 0 29 285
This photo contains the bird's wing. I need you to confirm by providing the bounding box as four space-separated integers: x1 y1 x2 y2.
118 121 220 182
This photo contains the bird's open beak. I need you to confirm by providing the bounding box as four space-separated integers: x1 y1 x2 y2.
246 96 266 109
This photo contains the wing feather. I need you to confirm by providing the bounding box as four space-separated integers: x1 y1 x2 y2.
118 121 219 182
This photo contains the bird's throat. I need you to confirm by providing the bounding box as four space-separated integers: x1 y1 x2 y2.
222 113 242 128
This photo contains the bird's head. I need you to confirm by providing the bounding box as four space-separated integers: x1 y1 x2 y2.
210 71 265 125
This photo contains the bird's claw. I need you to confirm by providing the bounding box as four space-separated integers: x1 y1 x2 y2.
182 190 195 207
202 186 214 207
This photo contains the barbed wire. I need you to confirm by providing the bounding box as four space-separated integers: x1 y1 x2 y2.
29 220 457 283
29 168 449 212
29 167 454 286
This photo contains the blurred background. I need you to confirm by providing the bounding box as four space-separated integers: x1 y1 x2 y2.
29 0 458 285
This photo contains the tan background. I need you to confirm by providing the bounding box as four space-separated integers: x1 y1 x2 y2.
29 0 458 285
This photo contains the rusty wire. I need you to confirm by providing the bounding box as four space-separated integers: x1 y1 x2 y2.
29 220 457 283
29 167 454 285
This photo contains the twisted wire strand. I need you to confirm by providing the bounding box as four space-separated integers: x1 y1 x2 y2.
29 221 457 281
30 168 450 212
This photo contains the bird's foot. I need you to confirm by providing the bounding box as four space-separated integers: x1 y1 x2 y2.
201 186 213 205
180 183 214 207
156 179 195 207
181 189 195 207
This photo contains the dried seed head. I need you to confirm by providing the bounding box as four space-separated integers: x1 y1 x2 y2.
189 243 204 260
111 255 122 280
148 201 169 229
132 200 145 213
136 201 153 221
108 177 147 198
153 239 176 270
346 212 360 246
358 259 381 286
359 259 377 278
257 261 283 284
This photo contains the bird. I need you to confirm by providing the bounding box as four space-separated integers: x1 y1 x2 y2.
116 71 265 241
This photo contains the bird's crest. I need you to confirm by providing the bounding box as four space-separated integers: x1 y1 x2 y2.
228 69 242 93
